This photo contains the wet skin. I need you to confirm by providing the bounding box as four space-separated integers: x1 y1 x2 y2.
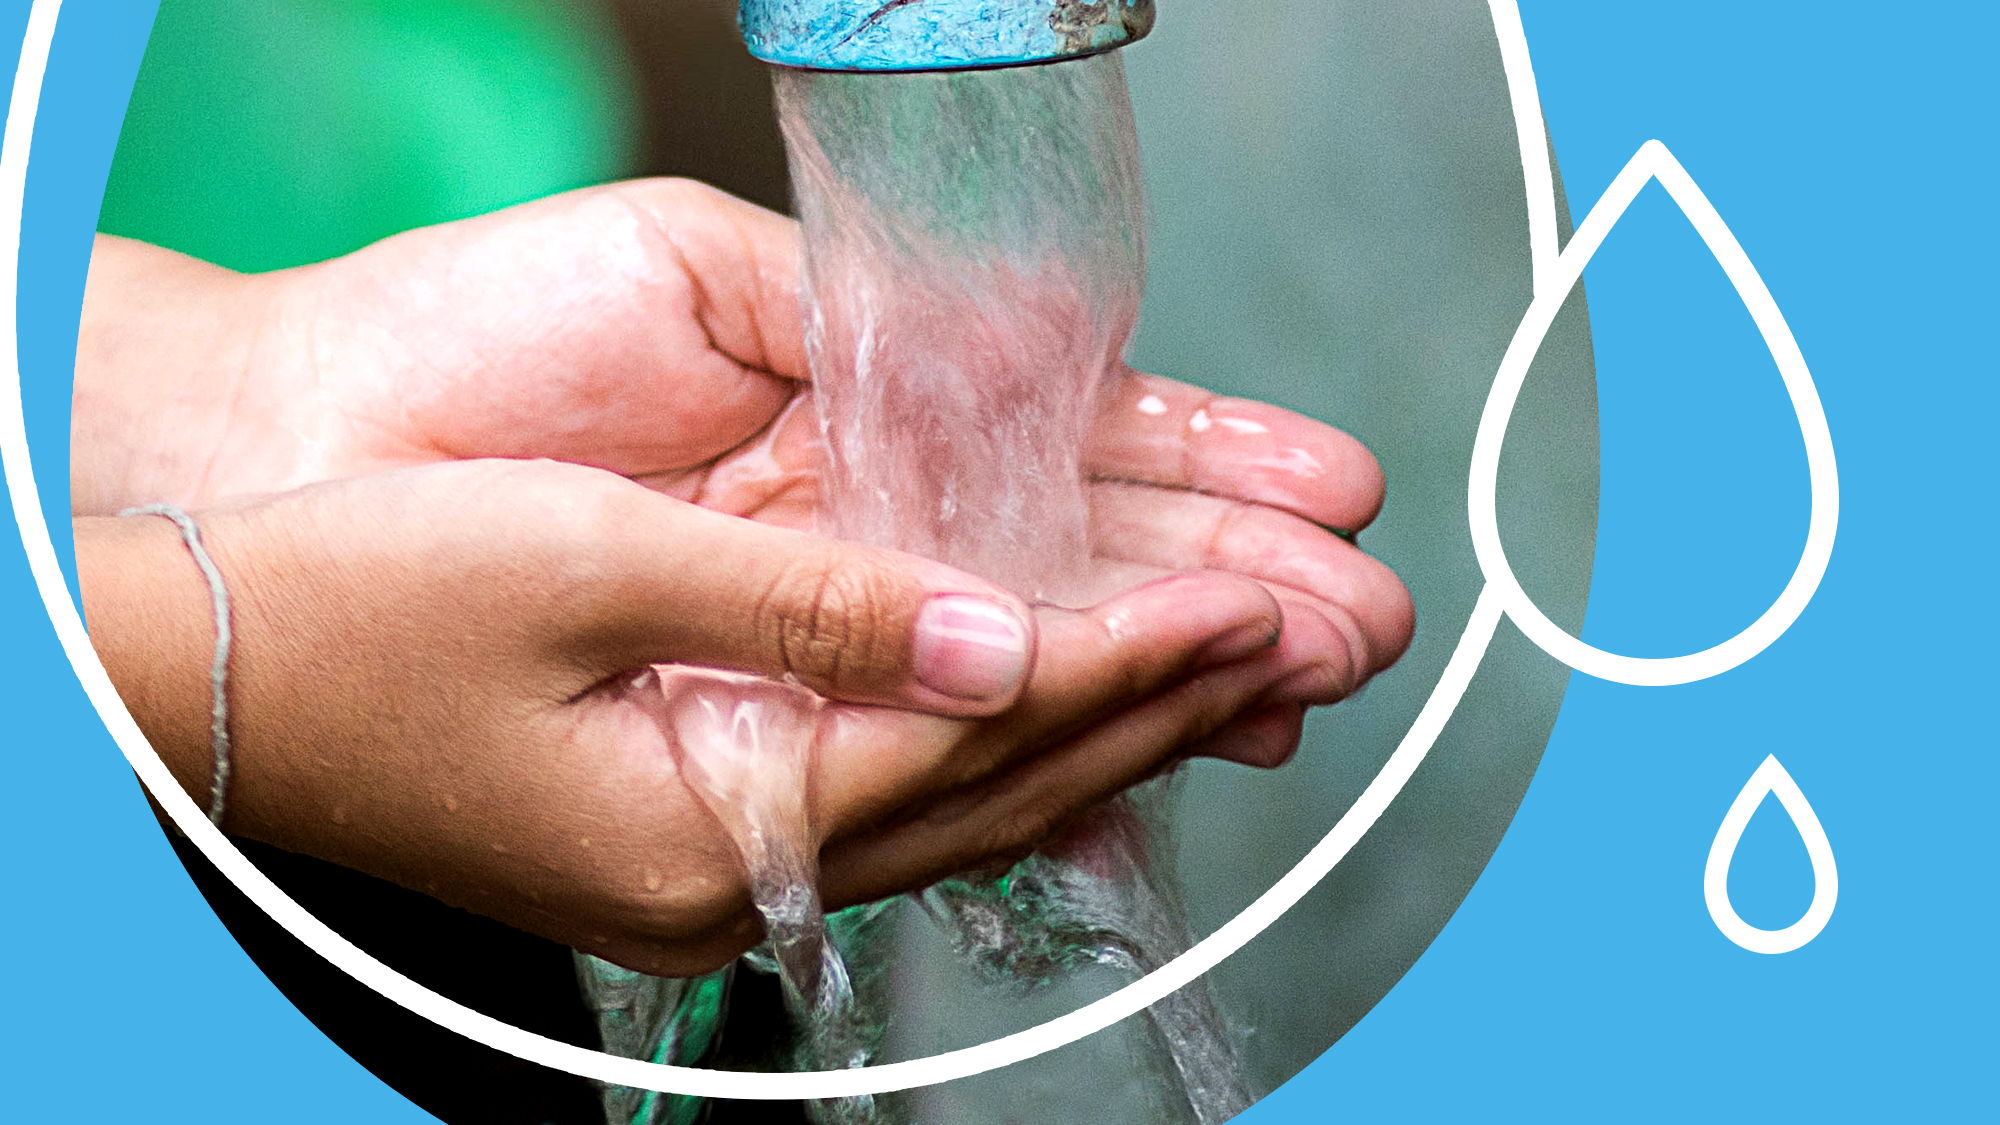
72 178 1413 972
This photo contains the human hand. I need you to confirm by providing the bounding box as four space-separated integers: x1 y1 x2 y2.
75 178 1414 763
80 458 1317 974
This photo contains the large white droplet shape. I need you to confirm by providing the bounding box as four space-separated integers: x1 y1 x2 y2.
1704 755 1837 953
1467 139 1839 685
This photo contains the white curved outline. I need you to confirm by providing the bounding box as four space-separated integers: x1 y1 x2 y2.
0 0 1835 1102
1703 755 1837 954
1490 0 1560 289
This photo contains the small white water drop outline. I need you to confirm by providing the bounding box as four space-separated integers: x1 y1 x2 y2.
1704 756 1838 954
0 0 1844 1100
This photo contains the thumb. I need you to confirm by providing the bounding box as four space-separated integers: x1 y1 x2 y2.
583 492 1040 717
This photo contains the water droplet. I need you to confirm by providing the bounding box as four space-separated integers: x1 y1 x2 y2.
1704 755 1837 954
329 806 349 826
1187 407 1213 434
1135 393 1167 416
441 794 459 813
1099 605 1135 641
642 868 664 893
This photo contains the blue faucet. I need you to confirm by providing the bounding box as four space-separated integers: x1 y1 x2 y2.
738 0 1155 71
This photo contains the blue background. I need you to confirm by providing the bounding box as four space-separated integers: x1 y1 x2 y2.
2 1 1991 1120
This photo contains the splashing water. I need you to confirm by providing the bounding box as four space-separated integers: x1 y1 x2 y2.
576 666 884 1125
778 53 1251 1124
921 790 1252 1122
645 667 878 1124
574 957 728 1125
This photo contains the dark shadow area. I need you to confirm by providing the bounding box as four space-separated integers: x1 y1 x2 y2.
169 831 604 1125
172 827 819 1125
604 0 791 213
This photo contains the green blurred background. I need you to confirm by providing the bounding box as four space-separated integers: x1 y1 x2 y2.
103 3 1598 1124
100 0 790 269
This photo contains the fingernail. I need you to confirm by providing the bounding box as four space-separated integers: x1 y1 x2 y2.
1193 620 1282 670
914 595 1030 703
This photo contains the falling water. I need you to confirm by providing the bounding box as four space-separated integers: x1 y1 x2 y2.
642 667 878 1125
574 957 727 1125
575 666 882 1125
777 52 1251 1124
579 49 1250 1125
777 54 1143 603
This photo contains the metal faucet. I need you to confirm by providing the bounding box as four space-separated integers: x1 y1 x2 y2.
738 0 1155 71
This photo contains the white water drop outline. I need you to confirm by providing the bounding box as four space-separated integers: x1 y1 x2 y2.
1704 756 1837 954
0 0 1845 1100
1466 136 1839 688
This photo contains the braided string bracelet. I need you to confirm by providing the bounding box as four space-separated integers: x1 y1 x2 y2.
118 503 233 827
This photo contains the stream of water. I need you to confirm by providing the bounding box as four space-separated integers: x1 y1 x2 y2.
581 49 1249 1125
777 52 1250 1125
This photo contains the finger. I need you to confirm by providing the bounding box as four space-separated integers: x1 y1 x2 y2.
810 571 1289 839
1090 479 1415 678
819 655 1283 908
576 483 1040 717
1182 703 1306 768
1087 370 1386 534
606 178 808 382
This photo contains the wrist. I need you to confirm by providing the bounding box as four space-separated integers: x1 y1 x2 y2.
77 513 228 815
79 494 349 850
72 236 304 514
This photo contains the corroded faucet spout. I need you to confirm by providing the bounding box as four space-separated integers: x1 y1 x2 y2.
739 0 1155 72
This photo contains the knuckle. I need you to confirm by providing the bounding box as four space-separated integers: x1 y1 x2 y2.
757 554 901 694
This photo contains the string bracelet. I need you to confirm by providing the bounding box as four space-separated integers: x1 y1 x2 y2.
118 503 234 828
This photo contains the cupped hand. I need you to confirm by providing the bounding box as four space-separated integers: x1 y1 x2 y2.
76 178 1414 761
80 459 1321 974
